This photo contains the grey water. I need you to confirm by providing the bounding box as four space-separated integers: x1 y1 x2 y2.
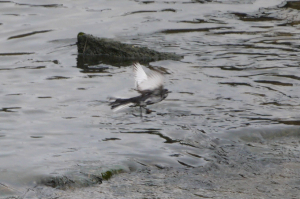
1 0 300 197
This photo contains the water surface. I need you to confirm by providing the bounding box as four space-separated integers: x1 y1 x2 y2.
1 0 300 196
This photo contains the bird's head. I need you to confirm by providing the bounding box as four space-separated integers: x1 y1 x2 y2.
161 89 171 99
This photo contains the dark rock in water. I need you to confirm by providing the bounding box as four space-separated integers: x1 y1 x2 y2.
41 171 103 190
39 167 125 190
76 53 135 70
281 1 300 10
76 32 183 64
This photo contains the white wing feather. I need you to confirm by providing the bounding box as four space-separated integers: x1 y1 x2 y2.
134 63 148 88
133 63 164 91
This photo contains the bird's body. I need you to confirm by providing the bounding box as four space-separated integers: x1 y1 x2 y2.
109 63 170 115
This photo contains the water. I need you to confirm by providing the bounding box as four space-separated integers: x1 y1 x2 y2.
1 0 300 197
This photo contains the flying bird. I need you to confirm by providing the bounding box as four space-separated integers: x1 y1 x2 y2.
109 63 170 116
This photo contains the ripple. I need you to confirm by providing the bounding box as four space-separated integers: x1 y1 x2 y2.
159 26 232 34
219 82 252 87
16 3 64 8
254 80 293 86
0 107 21 112
0 52 34 56
102 138 121 141
8 30 53 40
231 12 281 21
46 76 71 80
120 130 179 144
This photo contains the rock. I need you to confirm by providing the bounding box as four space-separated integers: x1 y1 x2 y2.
40 171 103 190
76 33 183 67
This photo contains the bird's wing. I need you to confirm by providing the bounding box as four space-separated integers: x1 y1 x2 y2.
134 63 148 89
133 63 164 91
139 70 164 91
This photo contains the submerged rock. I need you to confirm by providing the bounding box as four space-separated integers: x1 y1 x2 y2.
282 1 300 10
41 171 103 190
39 167 126 190
12 130 300 199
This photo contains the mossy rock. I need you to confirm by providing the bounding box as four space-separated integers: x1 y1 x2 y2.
77 33 183 61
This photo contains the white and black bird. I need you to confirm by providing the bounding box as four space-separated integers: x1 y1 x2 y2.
109 63 170 116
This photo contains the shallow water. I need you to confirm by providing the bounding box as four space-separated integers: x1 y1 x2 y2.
1 0 300 196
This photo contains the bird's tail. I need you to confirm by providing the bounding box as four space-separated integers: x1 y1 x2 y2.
108 97 134 112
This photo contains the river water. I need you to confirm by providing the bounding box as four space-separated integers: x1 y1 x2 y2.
1 0 300 197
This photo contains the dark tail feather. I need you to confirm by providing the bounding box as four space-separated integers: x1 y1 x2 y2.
109 98 134 111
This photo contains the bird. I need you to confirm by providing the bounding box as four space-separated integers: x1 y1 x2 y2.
109 63 170 116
